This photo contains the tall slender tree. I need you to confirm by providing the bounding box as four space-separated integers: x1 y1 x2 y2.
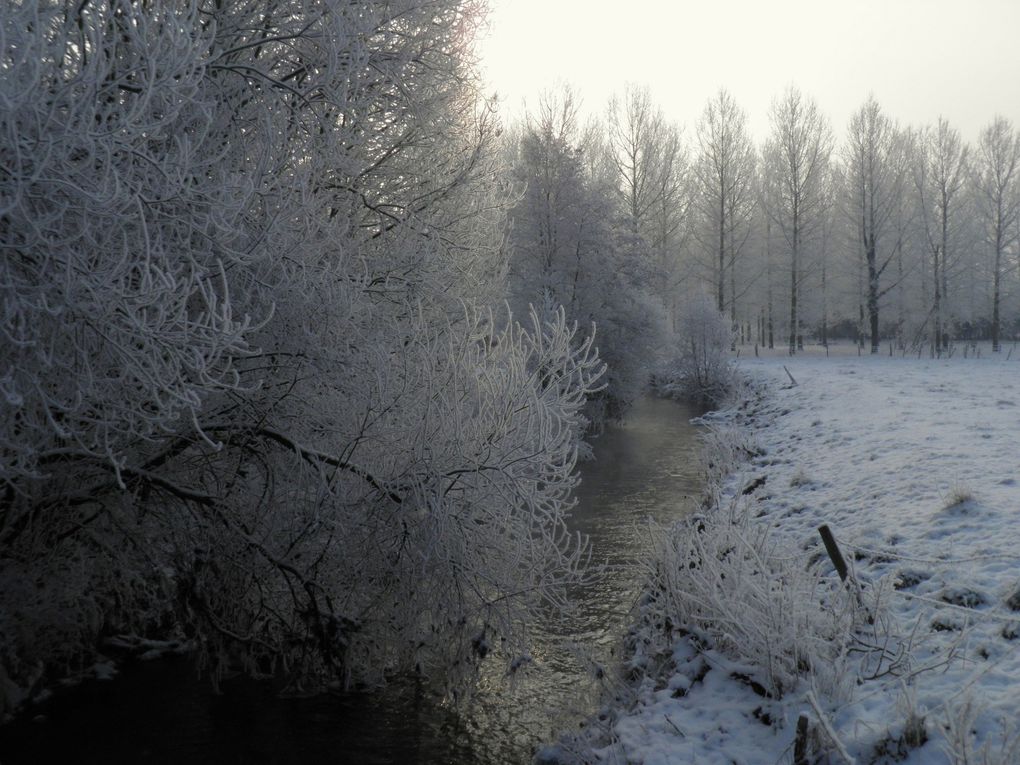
607 84 688 319
693 89 757 323
915 117 969 354
842 96 909 352
762 87 834 354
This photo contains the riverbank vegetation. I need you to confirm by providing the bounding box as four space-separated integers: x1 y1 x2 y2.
0 0 618 712
0 0 717 715
568 352 1020 764
653 293 742 407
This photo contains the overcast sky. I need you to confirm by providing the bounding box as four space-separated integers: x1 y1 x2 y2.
478 0 1020 144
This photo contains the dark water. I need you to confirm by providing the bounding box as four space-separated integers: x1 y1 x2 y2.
0 396 703 765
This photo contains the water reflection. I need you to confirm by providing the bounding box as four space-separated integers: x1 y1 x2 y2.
0 396 703 765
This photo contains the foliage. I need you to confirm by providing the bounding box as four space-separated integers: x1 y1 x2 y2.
657 294 736 407
505 89 665 429
0 0 604 702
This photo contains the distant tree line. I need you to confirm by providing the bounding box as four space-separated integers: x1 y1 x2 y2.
510 85 1020 358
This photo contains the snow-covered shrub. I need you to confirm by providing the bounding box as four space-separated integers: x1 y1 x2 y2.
643 501 862 700
657 294 738 407
0 0 604 705
942 697 1020 765
506 92 667 430
634 423 880 702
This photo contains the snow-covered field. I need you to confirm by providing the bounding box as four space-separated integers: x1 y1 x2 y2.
592 345 1020 765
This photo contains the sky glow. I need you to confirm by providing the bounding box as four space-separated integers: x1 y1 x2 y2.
478 0 1020 143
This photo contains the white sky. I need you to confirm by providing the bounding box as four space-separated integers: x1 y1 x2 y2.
477 0 1020 145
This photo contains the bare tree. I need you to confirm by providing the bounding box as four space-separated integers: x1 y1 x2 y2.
648 124 692 327
972 117 1020 351
608 84 663 234
914 118 969 354
693 89 758 325
607 84 688 319
842 96 909 353
762 87 834 354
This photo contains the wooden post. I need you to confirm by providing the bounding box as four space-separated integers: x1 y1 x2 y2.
818 525 872 622
818 524 848 582
794 714 810 765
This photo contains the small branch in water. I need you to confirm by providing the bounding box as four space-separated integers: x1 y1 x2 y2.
783 365 798 386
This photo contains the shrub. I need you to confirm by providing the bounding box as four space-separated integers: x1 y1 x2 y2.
657 294 737 407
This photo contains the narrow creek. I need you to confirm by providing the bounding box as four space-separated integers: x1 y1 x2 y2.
0 396 704 764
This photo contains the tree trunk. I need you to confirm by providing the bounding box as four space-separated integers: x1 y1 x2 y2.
821 256 828 348
789 228 798 356
718 210 725 313
933 245 943 356
992 237 1002 352
867 238 880 353
767 248 774 350
896 235 904 349
940 201 949 348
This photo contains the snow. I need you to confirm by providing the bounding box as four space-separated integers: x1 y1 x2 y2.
610 640 791 765
593 345 1020 765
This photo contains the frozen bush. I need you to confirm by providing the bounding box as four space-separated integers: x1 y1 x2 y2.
635 424 888 702
657 294 737 407
0 0 604 706
644 501 861 700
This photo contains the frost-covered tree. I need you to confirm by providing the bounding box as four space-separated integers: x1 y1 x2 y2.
692 90 757 325
971 117 1020 351
659 293 735 406
606 85 688 321
0 0 604 704
762 87 834 354
914 118 969 353
506 90 662 425
842 96 910 352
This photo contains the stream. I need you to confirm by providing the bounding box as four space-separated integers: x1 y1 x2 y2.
0 396 704 765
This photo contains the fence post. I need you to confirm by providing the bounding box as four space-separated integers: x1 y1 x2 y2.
794 714 810 765
817 524 872 622
817 524 848 582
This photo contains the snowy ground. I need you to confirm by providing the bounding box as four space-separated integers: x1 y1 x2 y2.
590 344 1020 765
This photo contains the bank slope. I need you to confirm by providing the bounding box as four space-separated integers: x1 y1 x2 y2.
595 351 1020 765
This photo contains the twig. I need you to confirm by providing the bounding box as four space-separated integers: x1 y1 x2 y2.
806 691 856 764
663 714 685 737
